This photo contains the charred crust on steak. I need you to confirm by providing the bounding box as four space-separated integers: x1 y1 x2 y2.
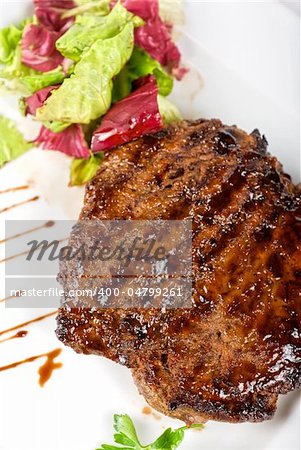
56 119 301 423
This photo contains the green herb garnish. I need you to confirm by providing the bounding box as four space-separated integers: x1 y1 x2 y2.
97 414 204 450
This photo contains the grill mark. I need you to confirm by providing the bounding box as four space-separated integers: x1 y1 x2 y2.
192 167 263 258
121 149 230 220
217 209 286 316
214 198 278 268
198 200 281 303
86 140 167 218
193 155 288 269
208 168 247 211
201 188 277 264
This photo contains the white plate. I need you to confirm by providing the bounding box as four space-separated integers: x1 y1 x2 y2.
0 2 300 450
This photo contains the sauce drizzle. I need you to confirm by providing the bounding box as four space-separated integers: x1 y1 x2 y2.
0 220 55 244
0 185 29 195
0 330 28 344
0 348 62 386
0 310 57 336
0 195 39 214
0 291 22 304
0 235 67 264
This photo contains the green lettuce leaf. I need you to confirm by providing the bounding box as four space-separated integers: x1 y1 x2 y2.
0 115 31 167
0 19 34 94
112 46 173 102
69 153 103 186
42 120 70 133
158 95 181 124
20 70 65 94
57 2 143 62
0 21 26 64
37 22 134 124
62 0 110 20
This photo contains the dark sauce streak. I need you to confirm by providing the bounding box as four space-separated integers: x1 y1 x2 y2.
0 348 62 387
0 220 55 244
0 185 29 195
0 195 39 214
0 330 28 344
0 311 57 336
0 235 67 264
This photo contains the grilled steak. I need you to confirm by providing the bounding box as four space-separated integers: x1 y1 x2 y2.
57 119 301 423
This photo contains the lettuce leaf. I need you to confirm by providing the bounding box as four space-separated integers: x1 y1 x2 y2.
0 18 65 94
0 18 34 93
69 153 103 186
92 75 162 152
0 21 27 64
56 2 142 61
23 84 69 133
23 84 60 115
36 22 134 124
113 46 172 102
158 94 181 124
61 0 110 19
42 121 70 133
0 115 31 167
20 69 65 93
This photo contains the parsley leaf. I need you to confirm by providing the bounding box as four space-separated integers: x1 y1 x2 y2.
97 414 204 450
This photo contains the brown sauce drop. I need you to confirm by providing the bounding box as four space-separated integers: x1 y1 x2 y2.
0 311 57 336
142 406 161 420
0 185 29 194
142 406 152 415
0 330 28 344
0 220 55 244
0 195 39 214
0 348 62 387
38 349 63 387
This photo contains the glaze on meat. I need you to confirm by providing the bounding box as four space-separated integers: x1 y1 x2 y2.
57 119 301 423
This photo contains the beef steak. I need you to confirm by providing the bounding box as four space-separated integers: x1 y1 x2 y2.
56 119 301 423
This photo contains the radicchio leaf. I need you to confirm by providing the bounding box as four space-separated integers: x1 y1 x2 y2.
120 0 158 21
21 24 64 72
35 123 90 158
134 16 181 71
91 75 162 152
120 0 185 78
33 0 76 32
24 84 59 115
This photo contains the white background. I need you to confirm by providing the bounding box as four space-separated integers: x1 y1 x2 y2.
0 2 300 450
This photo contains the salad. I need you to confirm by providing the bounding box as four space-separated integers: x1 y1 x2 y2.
0 0 185 185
